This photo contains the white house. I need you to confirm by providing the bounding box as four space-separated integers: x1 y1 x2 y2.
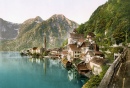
29 47 45 54
36 47 45 54
68 44 81 59
81 42 91 54
81 49 104 64
85 50 95 63
89 57 106 75
30 47 38 54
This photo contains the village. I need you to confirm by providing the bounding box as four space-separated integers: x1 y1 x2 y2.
20 28 108 78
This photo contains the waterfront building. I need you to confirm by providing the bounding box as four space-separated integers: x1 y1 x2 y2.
89 57 106 75
61 28 106 76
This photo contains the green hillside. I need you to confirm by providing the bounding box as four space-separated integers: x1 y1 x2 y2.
77 0 130 45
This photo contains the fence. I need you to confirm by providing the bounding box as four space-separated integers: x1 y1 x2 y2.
98 47 128 88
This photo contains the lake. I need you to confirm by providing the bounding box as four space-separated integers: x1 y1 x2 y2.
0 52 85 88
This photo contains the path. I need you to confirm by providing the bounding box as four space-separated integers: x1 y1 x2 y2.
123 48 130 88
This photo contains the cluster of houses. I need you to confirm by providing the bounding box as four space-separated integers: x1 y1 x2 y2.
21 47 45 57
60 29 107 76
21 28 107 77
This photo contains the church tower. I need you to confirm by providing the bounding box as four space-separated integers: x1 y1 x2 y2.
43 33 46 50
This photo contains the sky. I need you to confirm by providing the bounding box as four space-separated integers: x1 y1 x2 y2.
0 0 108 24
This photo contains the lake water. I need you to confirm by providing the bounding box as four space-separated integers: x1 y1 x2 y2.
0 52 85 88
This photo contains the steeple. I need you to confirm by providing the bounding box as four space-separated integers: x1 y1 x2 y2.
43 33 46 50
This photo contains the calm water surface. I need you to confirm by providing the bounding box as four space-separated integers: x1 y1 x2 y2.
0 52 84 88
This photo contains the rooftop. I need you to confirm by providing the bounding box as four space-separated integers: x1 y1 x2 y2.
81 42 90 47
69 44 81 51
78 38 85 43
86 50 95 56
61 51 68 55
90 57 106 66
70 33 84 39
77 64 89 70
32 47 38 50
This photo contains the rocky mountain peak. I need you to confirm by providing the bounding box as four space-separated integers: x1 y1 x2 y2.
0 14 79 50
23 16 43 24
34 16 43 23
0 18 20 40
52 14 65 18
49 14 66 21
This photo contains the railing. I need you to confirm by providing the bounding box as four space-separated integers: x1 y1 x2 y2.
98 47 128 88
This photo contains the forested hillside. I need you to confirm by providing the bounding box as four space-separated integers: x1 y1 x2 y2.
77 0 130 44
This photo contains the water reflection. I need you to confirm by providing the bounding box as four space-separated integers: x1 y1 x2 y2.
0 52 85 88
0 51 23 58
28 57 87 86
48 59 60 67
68 69 78 81
29 58 41 64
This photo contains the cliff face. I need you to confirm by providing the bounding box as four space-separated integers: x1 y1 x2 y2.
77 0 130 44
0 18 20 40
0 14 78 51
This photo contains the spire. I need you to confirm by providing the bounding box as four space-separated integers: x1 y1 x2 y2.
43 33 46 50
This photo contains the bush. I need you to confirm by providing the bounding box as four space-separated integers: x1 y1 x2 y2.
83 75 101 88
109 47 123 53
82 66 109 88
43 51 48 56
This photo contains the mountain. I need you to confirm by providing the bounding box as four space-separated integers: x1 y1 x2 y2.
77 0 130 44
0 18 20 40
18 16 44 38
0 14 78 51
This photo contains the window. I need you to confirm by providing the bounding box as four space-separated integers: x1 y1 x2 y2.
75 55 79 58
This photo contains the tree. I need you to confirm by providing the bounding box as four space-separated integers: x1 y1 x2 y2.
76 23 85 34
